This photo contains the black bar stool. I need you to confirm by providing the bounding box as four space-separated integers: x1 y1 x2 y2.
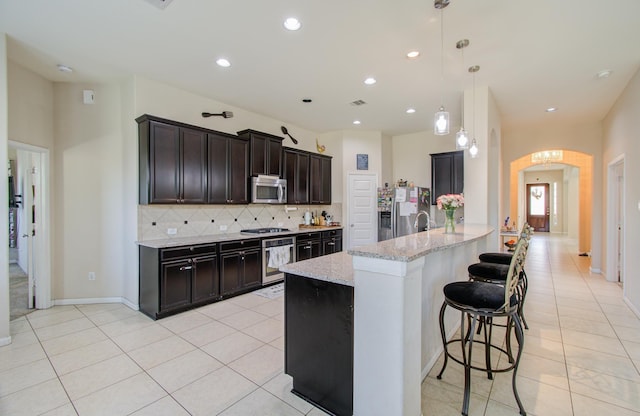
468 224 532 329
437 238 527 416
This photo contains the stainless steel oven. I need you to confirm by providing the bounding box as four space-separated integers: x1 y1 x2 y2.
262 236 296 284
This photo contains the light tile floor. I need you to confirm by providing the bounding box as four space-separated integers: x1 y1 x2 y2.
1 234 639 415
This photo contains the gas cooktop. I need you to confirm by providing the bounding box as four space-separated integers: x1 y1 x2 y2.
240 227 291 234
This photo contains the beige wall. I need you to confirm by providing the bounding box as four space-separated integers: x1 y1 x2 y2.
392 130 454 190
602 67 640 313
0 34 10 343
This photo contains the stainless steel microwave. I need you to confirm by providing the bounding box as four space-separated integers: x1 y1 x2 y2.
251 175 287 204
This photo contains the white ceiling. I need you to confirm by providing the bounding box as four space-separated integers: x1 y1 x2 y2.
1 0 640 136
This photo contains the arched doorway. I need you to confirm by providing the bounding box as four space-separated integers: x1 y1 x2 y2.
509 150 593 254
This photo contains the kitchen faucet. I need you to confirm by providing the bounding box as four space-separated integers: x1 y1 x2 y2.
414 210 431 232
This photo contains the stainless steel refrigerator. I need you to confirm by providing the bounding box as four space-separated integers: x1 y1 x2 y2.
378 186 430 241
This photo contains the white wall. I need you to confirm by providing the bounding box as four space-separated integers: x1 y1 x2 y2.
602 68 640 314
0 33 10 344
567 167 579 238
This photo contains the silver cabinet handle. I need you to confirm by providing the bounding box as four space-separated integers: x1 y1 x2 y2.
179 266 193 271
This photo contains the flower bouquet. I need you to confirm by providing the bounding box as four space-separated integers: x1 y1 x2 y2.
436 194 464 233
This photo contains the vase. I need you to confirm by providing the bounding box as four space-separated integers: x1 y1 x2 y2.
444 208 456 234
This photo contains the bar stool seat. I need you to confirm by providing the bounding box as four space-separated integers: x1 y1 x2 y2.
478 252 513 264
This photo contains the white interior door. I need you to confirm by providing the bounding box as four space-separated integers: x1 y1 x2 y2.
616 163 624 283
347 173 378 249
16 149 35 308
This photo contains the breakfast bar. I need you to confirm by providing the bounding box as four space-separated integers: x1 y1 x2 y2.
281 224 494 416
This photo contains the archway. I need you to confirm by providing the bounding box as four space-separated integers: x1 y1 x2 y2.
509 150 593 254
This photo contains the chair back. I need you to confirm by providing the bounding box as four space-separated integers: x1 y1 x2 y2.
503 237 527 312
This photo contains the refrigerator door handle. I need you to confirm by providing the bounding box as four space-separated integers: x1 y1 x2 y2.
391 198 396 238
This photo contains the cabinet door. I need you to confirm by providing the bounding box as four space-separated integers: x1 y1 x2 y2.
192 255 219 303
250 134 267 177
431 151 464 205
149 121 181 203
220 252 242 295
160 259 192 312
284 150 310 204
180 128 208 204
267 138 283 176
241 248 262 289
453 151 464 195
208 133 229 203
228 137 249 204
310 155 332 204
297 239 321 261
322 237 342 256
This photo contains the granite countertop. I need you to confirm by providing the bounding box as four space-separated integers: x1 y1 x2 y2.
280 251 355 287
280 224 494 286
347 224 494 262
137 225 343 248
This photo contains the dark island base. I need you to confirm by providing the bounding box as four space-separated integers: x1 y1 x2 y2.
284 273 354 416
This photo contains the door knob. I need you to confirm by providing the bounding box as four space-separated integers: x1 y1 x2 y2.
22 234 29 238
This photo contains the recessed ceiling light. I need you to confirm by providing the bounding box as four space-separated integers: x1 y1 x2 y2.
596 69 612 79
406 108 416 114
364 77 376 85
353 120 361 125
216 58 231 68
407 51 420 59
57 64 73 73
284 17 301 31
546 107 557 112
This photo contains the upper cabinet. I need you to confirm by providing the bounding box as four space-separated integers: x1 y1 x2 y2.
283 148 310 204
237 129 284 177
138 115 208 204
310 154 332 205
430 150 464 204
207 132 249 204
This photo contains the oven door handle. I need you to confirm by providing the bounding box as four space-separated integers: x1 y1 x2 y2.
265 244 294 251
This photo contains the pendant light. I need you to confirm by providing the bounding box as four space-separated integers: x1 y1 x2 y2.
434 0 450 135
468 65 480 158
455 39 469 149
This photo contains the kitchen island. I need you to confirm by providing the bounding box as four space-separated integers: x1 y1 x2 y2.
281 224 494 416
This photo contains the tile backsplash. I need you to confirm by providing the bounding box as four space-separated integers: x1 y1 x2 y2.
138 203 342 242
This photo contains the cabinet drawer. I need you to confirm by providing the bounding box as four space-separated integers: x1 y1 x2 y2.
161 244 217 261
321 229 342 239
219 238 260 252
296 232 321 242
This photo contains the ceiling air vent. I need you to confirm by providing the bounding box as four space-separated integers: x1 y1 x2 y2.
350 99 367 106
144 0 174 10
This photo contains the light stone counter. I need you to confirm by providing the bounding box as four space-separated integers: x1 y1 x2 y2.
348 224 494 262
279 251 354 286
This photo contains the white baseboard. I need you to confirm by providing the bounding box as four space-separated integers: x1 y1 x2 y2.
624 297 640 319
589 267 602 274
0 336 12 347
54 297 139 311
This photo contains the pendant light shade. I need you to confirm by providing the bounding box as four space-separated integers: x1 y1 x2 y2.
469 138 479 158
456 128 469 149
434 107 450 135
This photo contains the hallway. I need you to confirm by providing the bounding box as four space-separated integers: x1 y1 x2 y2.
1 233 638 415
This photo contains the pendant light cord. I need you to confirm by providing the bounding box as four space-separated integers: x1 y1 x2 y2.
440 8 445 107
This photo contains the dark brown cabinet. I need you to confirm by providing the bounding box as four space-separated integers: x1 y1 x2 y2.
296 232 322 261
138 116 208 204
283 148 310 204
139 244 219 319
237 129 284 177
321 229 343 256
310 154 332 205
208 132 249 204
430 150 464 204
219 239 262 296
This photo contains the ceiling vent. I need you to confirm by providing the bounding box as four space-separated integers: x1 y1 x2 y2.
350 99 367 106
144 0 174 10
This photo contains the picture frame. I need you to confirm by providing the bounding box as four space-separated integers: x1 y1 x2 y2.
356 154 368 170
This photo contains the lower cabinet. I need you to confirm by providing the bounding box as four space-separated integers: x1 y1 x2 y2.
285 273 354 416
321 229 343 256
296 232 322 261
140 244 219 320
219 239 262 296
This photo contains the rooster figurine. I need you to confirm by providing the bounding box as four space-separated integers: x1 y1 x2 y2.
316 138 326 153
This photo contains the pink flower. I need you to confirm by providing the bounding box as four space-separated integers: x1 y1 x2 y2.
436 193 464 210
